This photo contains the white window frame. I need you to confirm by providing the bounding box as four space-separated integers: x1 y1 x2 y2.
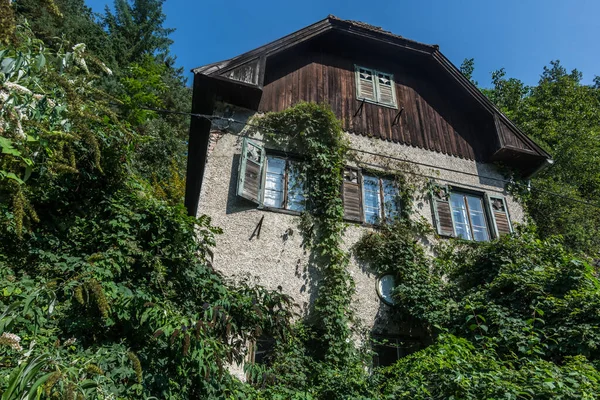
261 154 306 212
448 191 491 242
361 173 400 224
354 65 398 109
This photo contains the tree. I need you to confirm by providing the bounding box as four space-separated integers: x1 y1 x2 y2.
14 0 116 65
102 0 175 67
484 61 600 256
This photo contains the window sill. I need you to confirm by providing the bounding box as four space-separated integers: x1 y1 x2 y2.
357 97 398 110
257 206 304 217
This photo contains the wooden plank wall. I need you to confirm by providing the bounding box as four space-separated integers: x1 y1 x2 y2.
496 118 533 152
221 59 260 85
259 51 497 161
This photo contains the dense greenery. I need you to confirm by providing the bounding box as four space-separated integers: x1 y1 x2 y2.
356 224 600 399
0 8 298 398
482 62 600 257
2 1 600 398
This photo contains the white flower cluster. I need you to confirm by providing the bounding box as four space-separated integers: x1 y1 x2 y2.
0 332 23 351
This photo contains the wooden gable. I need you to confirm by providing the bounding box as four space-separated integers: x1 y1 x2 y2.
191 15 552 175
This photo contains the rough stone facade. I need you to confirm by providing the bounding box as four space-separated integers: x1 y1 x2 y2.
196 104 525 368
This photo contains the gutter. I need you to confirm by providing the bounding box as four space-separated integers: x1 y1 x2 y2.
525 158 554 180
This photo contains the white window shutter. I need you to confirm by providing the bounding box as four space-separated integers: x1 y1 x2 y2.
237 138 265 204
355 66 376 101
375 71 396 107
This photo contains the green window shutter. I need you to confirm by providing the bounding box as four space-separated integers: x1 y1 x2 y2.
342 168 363 222
487 195 513 237
355 66 376 102
237 138 265 204
375 71 397 107
430 184 455 237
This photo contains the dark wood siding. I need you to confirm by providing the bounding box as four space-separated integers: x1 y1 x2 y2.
495 115 535 153
259 49 496 160
220 58 261 85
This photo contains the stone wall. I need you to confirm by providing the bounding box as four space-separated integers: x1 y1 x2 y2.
196 103 525 377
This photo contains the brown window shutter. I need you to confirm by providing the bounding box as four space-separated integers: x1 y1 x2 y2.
488 195 513 237
430 184 455 237
237 138 265 204
342 168 363 222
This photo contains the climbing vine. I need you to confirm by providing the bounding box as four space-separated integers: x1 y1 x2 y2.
257 103 355 360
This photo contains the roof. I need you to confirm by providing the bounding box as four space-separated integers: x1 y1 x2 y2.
192 15 552 169
192 15 437 75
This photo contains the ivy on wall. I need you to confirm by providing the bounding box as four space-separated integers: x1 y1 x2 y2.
257 103 354 360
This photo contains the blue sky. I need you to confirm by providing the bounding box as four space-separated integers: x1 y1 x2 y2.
84 0 599 87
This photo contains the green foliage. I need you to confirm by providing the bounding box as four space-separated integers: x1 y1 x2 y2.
258 103 354 358
4 5 600 397
483 61 600 256
14 0 114 65
355 222 600 399
103 0 175 67
354 220 443 329
379 334 600 399
460 57 477 86
0 27 296 399
119 54 167 125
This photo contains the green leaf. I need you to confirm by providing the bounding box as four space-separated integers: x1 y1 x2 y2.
35 53 46 71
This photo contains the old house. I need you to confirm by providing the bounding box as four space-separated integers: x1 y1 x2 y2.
184 16 552 374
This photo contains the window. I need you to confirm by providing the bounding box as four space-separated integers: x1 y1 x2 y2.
450 192 490 242
430 184 513 241
341 168 401 225
355 66 397 108
376 274 396 305
263 155 306 212
362 174 400 224
372 337 421 368
238 140 404 222
237 139 306 212
248 337 275 366
246 337 276 382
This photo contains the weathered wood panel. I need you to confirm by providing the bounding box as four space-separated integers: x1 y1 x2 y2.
259 50 496 160
495 116 534 152
221 58 260 85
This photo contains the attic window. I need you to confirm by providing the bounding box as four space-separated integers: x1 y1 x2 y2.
355 66 397 108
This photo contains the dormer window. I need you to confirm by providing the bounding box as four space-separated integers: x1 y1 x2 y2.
355 66 397 108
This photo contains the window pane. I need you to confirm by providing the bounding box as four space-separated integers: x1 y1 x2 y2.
382 178 399 221
359 68 373 81
466 195 489 242
467 195 484 213
286 161 305 212
373 341 399 368
363 175 381 224
263 156 285 208
450 193 464 210
469 211 486 228
377 73 392 86
472 226 489 242
450 193 472 240
454 222 472 240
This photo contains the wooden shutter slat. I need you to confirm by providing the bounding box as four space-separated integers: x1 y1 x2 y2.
431 184 455 237
376 72 396 106
488 196 512 237
237 138 264 204
356 66 376 102
343 168 363 222
378 83 394 105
